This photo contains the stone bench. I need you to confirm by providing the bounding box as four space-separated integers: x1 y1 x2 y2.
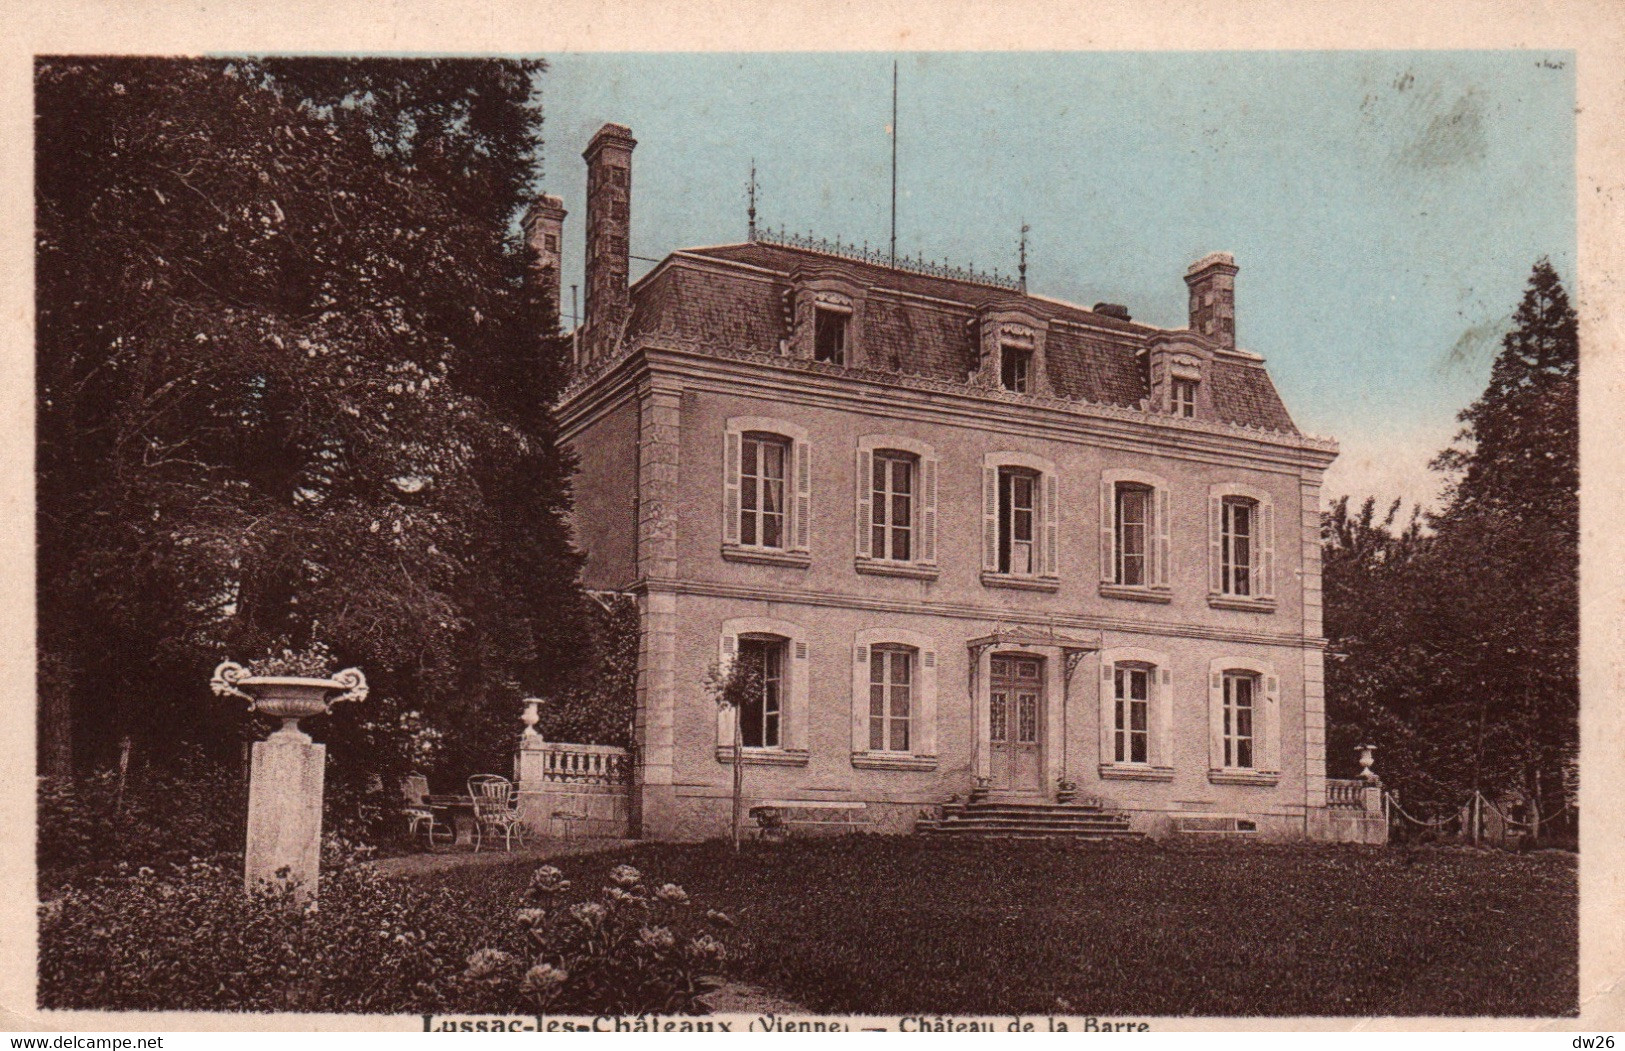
749 800 870 841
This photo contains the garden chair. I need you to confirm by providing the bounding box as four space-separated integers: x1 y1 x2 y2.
402 773 453 848
468 774 527 852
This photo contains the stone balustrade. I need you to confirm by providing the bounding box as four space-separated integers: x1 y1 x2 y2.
536 742 630 786
515 737 632 840
1326 778 1367 809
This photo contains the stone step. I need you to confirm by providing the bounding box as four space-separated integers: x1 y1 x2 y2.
930 819 1135 834
941 806 1124 821
917 798 1142 841
917 823 1145 841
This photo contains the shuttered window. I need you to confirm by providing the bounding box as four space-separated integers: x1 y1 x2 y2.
1208 485 1275 600
739 433 788 549
724 418 812 557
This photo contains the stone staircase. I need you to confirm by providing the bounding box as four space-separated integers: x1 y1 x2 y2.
915 797 1144 841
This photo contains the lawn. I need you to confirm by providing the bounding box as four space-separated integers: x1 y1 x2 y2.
414 837 1578 1017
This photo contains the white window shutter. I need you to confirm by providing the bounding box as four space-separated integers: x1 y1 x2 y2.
787 637 809 750
851 643 869 755
1262 674 1281 773
1155 487 1172 588
1208 670 1225 770
723 430 742 546
1099 662 1115 767
793 439 811 553
1209 495 1224 594
855 448 873 559
920 457 939 564
1260 498 1276 598
1156 665 1173 769
982 466 999 571
1044 474 1059 577
1099 478 1115 584
917 648 938 756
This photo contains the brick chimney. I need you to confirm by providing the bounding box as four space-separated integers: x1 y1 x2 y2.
1184 252 1238 348
582 123 637 360
522 194 567 333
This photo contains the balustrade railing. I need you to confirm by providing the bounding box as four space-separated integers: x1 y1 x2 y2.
536 742 630 787
1326 778 1368 810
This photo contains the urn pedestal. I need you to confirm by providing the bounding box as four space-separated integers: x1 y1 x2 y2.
211 665 367 904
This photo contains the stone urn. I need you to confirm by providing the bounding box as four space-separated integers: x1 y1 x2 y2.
210 660 367 903
210 662 369 737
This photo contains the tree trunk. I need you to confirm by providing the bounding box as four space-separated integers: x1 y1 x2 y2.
731 704 743 854
37 674 74 778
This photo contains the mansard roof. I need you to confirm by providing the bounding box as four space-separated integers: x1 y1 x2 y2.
618 239 1300 436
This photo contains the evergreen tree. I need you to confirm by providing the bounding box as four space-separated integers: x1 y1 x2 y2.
1325 260 1578 822
1423 259 1578 822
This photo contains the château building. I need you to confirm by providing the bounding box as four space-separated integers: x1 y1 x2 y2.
537 122 1356 841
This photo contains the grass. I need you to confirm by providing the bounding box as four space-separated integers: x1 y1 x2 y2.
414 836 1578 1017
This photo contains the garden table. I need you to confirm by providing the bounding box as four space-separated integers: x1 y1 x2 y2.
424 793 480 849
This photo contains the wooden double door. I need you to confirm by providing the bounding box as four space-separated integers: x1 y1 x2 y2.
988 655 1044 793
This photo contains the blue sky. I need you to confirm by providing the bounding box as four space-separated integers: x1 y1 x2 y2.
536 52 1574 510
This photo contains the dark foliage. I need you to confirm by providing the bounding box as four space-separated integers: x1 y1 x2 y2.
35 58 583 795
462 862 729 1014
533 594 639 752
40 852 494 1013
37 748 245 876
1324 260 1578 821
39 852 731 1015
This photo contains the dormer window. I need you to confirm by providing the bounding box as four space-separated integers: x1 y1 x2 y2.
814 307 848 364
1172 377 1198 418
1000 347 1031 392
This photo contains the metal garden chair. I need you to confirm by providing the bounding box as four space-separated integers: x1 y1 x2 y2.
468 773 527 852
402 773 453 848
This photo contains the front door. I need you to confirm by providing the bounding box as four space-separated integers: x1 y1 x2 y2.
989 655 1044 793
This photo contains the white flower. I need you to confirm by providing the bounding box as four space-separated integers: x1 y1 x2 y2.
638 925 677 951
463 948 516 980
609 864 642 887
521 963 569 994
655 883 689 904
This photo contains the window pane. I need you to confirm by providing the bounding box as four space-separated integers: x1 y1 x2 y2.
990 692 1007 742
764 712 780 748
1017 694 1038 743
870 682 885 717
1132 669 1149 701
893 528 911 561
1130 730 1147 764
1236 739 1253 768
1130 700 1148 732
869 717 884 752
891 684 910 718
891 719 909 752
873 525 887 555
762 512 780 548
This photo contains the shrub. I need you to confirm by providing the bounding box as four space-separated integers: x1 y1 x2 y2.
38 749 245 877
461 862 731 1014
39 850 490 1013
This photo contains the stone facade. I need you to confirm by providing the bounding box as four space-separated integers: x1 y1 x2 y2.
549 123 1345 842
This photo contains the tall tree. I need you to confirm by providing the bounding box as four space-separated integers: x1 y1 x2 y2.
1324 260 1578 819
1424 259 1578 820
36 58 583 789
